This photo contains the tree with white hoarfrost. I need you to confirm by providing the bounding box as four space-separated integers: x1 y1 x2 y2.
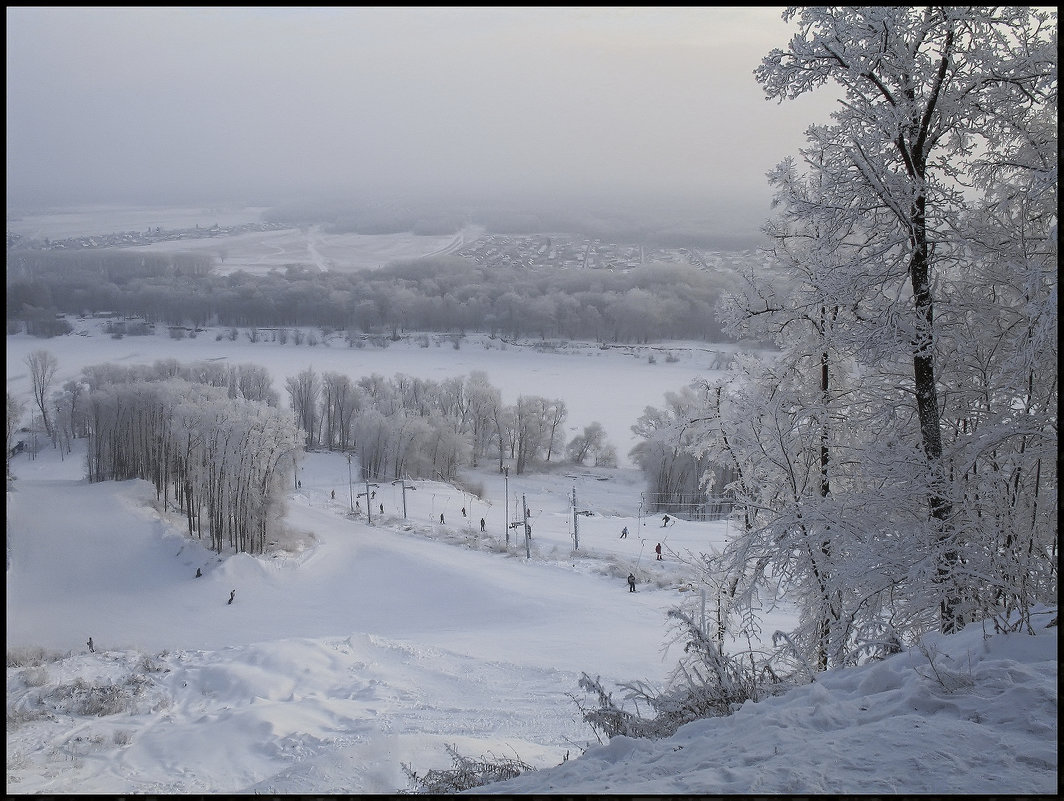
750 5 1057 636
566 421 612 467
83 373 303 555
285 367 322 448
7 392 26 478
25 349 58 440
630 7 1056 671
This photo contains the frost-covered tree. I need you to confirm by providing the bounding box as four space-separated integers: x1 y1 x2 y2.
513 395 559 474
6 392 25 477
566 421 608 466
749 6 1058 635
25 349 58 440
285 367 322 447
630 389 714 515
84 377 302 554
465 371 502 469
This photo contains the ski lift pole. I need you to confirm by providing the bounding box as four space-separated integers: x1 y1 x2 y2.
504 466 509 545
571 486 579 551
358 479 379 524
346 453 355 513
523 493 531 559
391 478 415 519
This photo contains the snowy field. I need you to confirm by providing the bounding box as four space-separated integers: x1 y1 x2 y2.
6 202 482 274
123 223 483 275
6 320 1057 794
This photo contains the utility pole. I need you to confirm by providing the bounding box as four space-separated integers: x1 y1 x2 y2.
346 453 354 513
358 479 379 524
503 466 510 546
572 486 579 551
392 478 415 519
522 493 531 559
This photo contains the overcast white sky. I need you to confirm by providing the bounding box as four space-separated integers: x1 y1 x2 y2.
6 7 838 212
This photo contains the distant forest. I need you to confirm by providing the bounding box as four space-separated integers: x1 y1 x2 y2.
7 248 740 343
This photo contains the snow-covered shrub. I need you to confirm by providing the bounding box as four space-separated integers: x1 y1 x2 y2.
400 743 534 794
571 608 789 741
21 666 50 688
7 646 66 668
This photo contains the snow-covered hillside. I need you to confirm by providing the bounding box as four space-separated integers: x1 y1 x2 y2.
7 365 1057 794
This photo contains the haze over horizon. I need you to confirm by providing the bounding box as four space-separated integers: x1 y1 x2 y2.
6 7 839 234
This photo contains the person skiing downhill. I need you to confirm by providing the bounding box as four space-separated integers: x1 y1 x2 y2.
228 589 236 605
620 526 629 539
627 573 636 592
662 514 670 527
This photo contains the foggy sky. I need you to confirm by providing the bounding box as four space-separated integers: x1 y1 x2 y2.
6 7 839 213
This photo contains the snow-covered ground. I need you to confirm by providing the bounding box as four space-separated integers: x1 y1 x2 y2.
123 223 484 275
6 321 1058 794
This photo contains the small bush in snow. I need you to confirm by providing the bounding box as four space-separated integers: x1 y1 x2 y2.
400 743 534 793
571 608 790 742
22 666 50 687
7 646 66 668
112 729 134 746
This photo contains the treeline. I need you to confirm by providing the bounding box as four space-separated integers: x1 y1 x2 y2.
284 367 614 481
27 354 614 555
7 251 736 343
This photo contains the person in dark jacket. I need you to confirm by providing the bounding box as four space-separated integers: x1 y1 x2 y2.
620 526 628 538
662 514 670 527
627 573 636 592
87 636 95 653
655 542 663 560
228 589 236 605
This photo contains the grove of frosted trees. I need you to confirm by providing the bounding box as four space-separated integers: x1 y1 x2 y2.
11 349 615 555
47 358 301 555
283 367 603 480
631 7 1057 670
7 251 735 344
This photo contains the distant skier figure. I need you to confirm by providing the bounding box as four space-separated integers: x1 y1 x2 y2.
461 507 467 517
662 514 670 527
87 636 94 653
379 503 384 515
440 513 445 524
195 567 202 578
480 517 486 532
331 490 335 500
228 589 236 605
627 573 636 592
655 542 663 560
620 526 629 539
